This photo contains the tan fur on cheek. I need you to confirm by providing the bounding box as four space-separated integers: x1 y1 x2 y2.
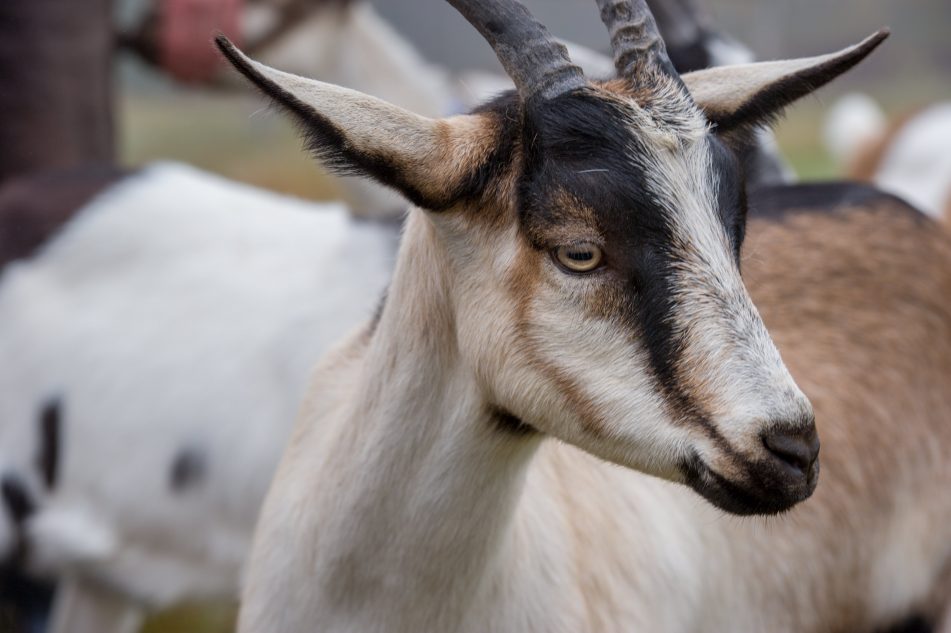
501 243 609 438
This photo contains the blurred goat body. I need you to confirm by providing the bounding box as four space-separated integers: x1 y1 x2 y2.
214 0 951 631
825 94 951 222
0 163 394 611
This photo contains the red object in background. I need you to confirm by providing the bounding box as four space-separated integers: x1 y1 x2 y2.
158 0 243 83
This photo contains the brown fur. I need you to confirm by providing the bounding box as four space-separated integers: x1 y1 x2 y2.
746 204 951 626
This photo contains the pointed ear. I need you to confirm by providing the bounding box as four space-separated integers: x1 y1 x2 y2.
215 36 502 211
682 30 889 136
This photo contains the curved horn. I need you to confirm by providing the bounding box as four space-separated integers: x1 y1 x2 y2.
595 0 680 81
446 0 586 100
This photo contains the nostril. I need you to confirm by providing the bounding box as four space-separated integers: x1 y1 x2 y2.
763 427 820 474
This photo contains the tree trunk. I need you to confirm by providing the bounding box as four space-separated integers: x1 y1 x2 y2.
0 0 115 183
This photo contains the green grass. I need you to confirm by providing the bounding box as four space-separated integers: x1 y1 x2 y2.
141 603 236 633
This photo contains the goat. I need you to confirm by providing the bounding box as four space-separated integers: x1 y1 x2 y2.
4 4 804 632
824 93 951 222
217 0 951 631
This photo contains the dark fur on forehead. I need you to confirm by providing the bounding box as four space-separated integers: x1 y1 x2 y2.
497 85 748 426
516 90 658 245
512 85 746 255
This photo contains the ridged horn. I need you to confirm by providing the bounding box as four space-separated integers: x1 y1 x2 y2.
595 0 681 81
446 0 586 100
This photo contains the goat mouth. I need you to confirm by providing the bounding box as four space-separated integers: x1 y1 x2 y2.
681 453 818 516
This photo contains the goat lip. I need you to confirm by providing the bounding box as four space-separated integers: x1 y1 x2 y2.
682 456 818 517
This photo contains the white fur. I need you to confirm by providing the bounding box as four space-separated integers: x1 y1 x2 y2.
0 163 394 611
824 95 951 220
823 92 888 167
875 103 951 220
705 33 755 67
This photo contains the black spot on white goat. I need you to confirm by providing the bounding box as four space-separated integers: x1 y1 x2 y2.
36 399 61 492
169 446 207 493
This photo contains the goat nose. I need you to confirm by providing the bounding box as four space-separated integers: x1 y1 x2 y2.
762 425 820 475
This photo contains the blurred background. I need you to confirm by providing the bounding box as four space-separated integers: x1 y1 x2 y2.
116 0 950 198
1 0 948 632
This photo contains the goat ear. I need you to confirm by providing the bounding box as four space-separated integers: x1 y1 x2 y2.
215 36 499 211
683 30 889 136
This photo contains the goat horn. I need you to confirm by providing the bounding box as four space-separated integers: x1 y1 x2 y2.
445 0 586 101
595 0 681 81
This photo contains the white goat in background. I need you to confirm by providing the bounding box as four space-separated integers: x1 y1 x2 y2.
0 165 393 633
824 93 951 222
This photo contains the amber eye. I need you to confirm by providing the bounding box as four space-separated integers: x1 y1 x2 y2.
554 243 603 273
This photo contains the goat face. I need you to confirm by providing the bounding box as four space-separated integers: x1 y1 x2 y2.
446 83 816 516
217 0 887 515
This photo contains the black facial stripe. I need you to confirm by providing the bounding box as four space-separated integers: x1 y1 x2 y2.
520 94 691 409
518 90 750 427
630 252 699 416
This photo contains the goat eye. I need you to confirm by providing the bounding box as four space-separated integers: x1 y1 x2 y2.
554 243 603 273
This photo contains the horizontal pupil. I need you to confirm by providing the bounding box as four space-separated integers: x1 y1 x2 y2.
568 251 593 261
